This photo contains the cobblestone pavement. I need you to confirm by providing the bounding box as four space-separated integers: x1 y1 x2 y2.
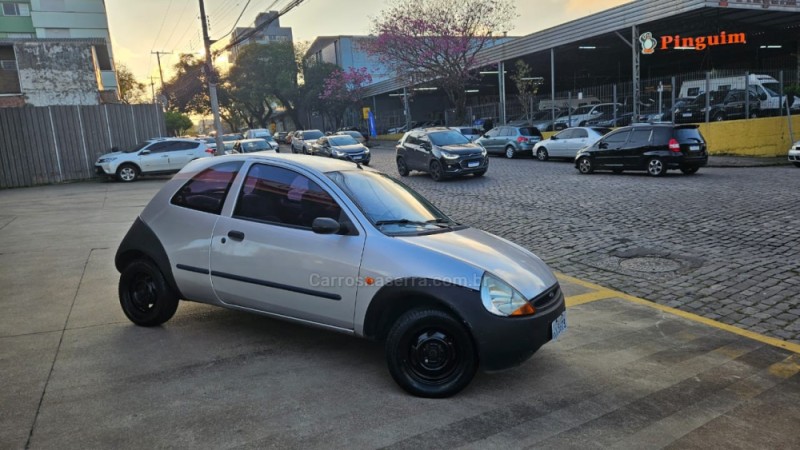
366 142 800 344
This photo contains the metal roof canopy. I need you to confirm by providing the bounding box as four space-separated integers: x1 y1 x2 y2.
362 0 800 98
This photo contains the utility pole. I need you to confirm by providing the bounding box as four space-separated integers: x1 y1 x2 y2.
150 51 172 88
199 0 225 154
149 76 157 103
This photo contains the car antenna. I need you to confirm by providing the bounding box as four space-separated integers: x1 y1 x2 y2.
345 155 363 170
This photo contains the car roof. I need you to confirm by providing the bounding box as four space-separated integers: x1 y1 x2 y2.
238 138 269 143
210 153 368 174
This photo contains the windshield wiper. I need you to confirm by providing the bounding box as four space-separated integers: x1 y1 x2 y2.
426 218 457 227
374 219 451 229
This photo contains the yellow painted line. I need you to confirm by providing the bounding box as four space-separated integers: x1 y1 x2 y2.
555 272 800 355
566 290 617 307
768 354 800 379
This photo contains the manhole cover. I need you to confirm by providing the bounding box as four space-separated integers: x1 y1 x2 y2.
619 257 681 273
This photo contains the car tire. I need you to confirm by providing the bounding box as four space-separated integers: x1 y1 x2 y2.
713 113 725 122
429 160 444 182
647 157 667 177
116 164 139 182
536 147 549 161
577 157 594 174
119 259 179 327
385 308 477 398
397 157 409 176
504 145 516 159
681 166 699 175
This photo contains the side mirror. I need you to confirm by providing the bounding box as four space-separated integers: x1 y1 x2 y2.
312 217 340 235
598 142 609 149
550 135 558 140
759 93 767 101
421 142 432 150
140 149 151 155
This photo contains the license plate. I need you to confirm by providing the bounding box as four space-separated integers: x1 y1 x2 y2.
689 145 700 151
467 161 479 168
682 113 692 118
353 156 362 160
551 311 567 340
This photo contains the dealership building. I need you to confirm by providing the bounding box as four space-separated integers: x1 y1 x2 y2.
363 0 800 155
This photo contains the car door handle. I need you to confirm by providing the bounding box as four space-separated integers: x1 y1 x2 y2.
227 230 245 241
161 155 169 158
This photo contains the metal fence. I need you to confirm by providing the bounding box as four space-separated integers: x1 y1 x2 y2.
0 104 165 188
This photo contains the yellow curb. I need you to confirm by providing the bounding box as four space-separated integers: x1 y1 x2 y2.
566 290 617 307
556 272 800 355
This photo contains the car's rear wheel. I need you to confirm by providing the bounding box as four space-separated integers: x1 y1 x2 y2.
536 147 549 161
647 157 667 177
386 308 477 398
681 166 699 175
504 145 516 159
794 162 800 168
397 157 409 176
577 157 594 174
116 164 139 182
119 259 179 326
429 160 444 181
713 113 725 122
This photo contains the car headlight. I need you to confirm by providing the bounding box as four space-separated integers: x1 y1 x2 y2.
480 147 487 156
364 148 370 153
440 151 459 160
97 157 116 163
332 149 345 156
480 273 535 317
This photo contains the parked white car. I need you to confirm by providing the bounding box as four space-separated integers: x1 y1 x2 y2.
95 138 213 182
789 140 800 168
554 103 621 128
244 128 272 140
532 127 611 161
449 126 483 142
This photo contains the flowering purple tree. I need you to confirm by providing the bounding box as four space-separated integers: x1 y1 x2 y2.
318 67 373 129
364 0 515 121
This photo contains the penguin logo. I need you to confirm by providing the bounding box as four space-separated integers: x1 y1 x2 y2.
640 32 657 55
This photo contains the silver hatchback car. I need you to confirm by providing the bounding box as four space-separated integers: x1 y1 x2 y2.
115 154 566 397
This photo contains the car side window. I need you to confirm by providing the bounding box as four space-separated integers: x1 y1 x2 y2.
625 129 652 148
500 127 513 137
170 161 244 214
573 129 588 139
234 164 343 229
170 141 197 151
557 129 575 139
485 128 499 138
146 142 172 153
601 130 631 147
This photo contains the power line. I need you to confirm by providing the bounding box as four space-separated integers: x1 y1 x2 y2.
216 0 304 55
213 0 252 41
163 0 195 51
150 0 176 52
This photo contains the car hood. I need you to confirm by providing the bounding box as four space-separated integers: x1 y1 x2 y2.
397 227 557 298
97 151 127 160
331 144 367 153
438 143 484 154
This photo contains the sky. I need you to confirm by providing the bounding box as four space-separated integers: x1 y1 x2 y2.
107 0 632 83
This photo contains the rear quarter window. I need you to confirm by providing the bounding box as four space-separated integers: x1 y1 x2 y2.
171 161 243 214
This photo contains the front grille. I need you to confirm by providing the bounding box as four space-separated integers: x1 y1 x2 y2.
531 284 562 309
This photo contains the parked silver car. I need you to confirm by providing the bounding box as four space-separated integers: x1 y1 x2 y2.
311 135 370 164
788 139 800 168
95 138 213 182
532 127 611 161
475 125 543 158
448 126 482 142
290 129 325 154
115 154 566 397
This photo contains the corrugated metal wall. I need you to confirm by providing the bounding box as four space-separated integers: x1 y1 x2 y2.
0 104 165 188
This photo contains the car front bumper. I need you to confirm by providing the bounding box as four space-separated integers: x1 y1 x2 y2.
788 149 800 163
442 156 488 175
95 163 115 176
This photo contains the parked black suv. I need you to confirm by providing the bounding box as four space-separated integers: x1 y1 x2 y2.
574 123 708 176
674 89 760 123
396 127 488 181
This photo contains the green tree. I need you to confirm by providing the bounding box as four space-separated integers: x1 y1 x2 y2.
116 62 148 104
164 111 193 136
161 54 208 115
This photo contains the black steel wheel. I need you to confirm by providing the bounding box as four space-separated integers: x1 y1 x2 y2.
536 147 549 161
577 157 594 174
429 160 444 182
386 308 477 398
119 259 179 327
116 164 139 182
647 157 667 177
397 157 409 176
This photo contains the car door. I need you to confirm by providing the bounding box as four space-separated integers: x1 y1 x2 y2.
593 129 631 168
620 128 653 168
167 140 201 170
566 128 590 157
209 162 366 329
138 141 172 172
480 127 500 153
547 129 572 157
403 132 424 169
725 91 745 119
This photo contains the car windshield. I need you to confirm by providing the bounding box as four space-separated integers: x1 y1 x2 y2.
222 135 239 141
591 127 612 135
240 140 268 152
428 131 470 146
531 110 552 120
329 136 358 146
761 82 779 97
573 106 594 115
304 130 324 140
326 170 457 236
124 142 151 153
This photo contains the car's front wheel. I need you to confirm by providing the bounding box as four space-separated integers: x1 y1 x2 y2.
536 147 549 161
429 160 444 182
647 157 667 177
397 157 409 176
504 145 516 159
577 157 594 174
386 308 477 398
116 164 139 182
119 259 179 327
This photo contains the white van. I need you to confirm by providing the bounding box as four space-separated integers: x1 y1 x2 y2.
244 128 272 140
679 74 798 113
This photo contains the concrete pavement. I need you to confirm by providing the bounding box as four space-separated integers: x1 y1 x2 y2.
1 173 799 449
